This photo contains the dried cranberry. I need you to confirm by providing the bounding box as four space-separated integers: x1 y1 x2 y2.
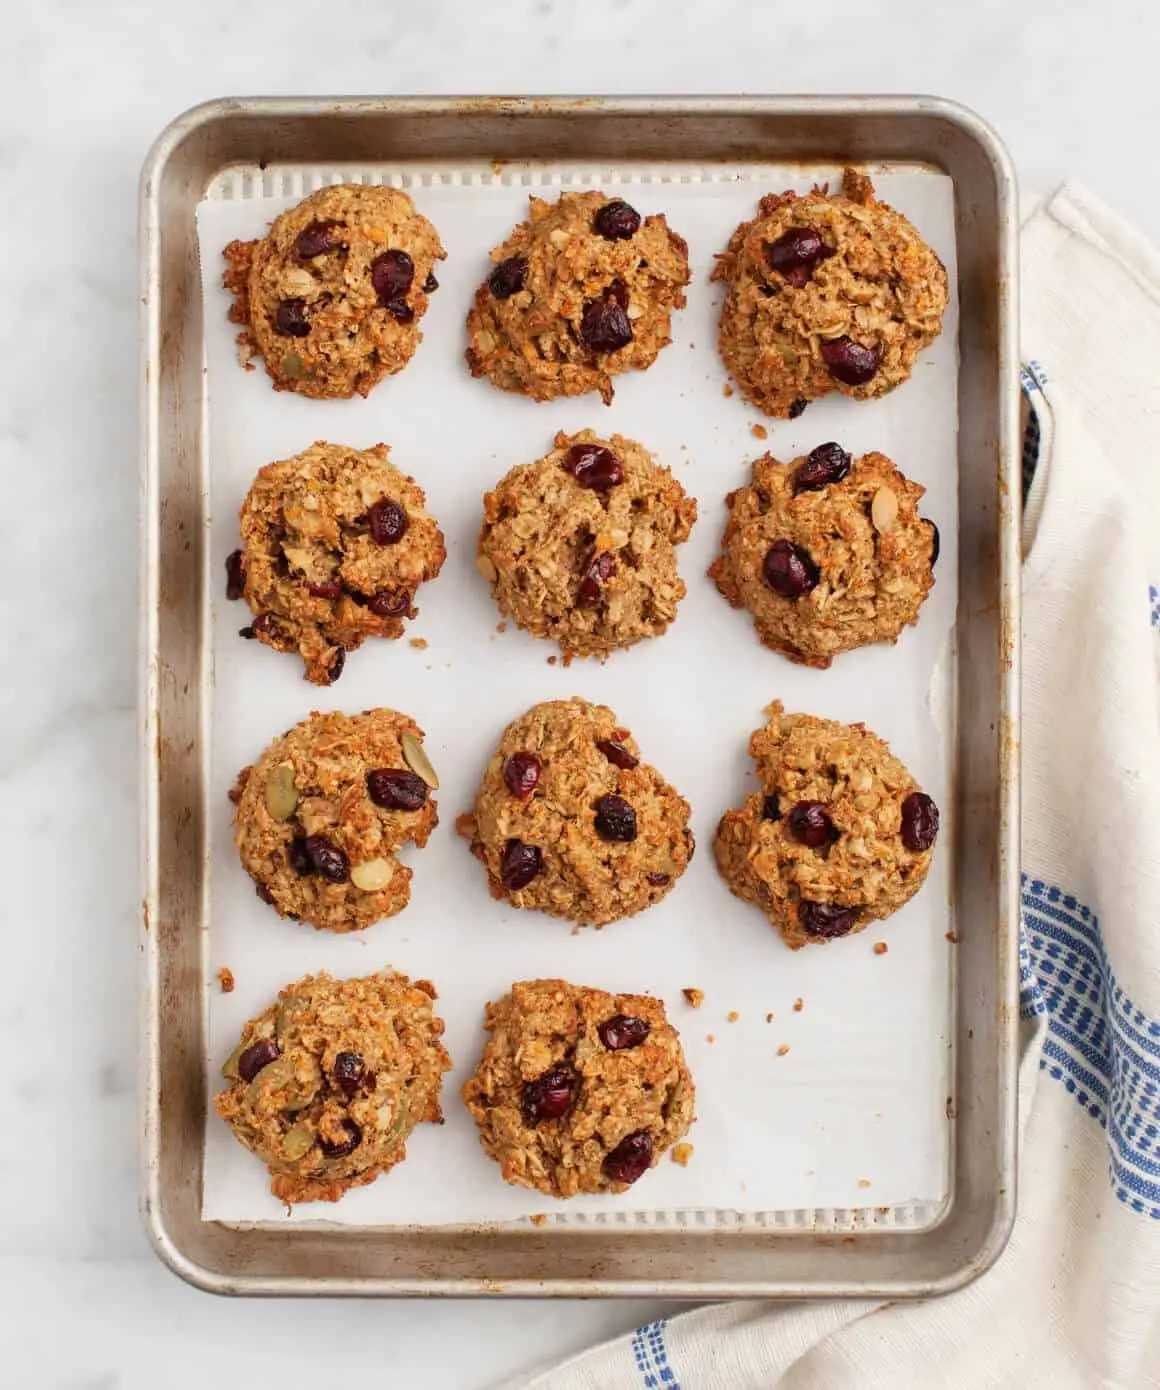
423 271 439 292
787 800 835 848
332 1051 366 1095
761 794 781 821
296 220 344 259
522 1065 577 1125
578 552 617 607
254 881 275 905
596 737 638 770
500 839 543 891
594 794 637 843
306 578 342 600
928 521 940 567
794 442 851 494
488 256 528 299
798 901 860 939
645 872 671 886
563 443 624 491
763 540 819 598
820 336 880 385
274 298 311 336
603 1130 652 1184
767 226 835 287
371 249 414 306
327 647 345 684
788 398 809 419
900 792 939 852
318 1120 362 1159
237 1039 280 1083
504 752 542 800
368 498 407 545
386 299 414 323
579 281 633 353
225 549 245 601
368 589 412 619
304 835 349 883
367 768 428 811
593 199 641 240
287 837 313 876
598 1015 650 1051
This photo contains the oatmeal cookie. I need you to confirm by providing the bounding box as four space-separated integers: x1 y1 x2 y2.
713 168 948 417
478 430 697 662
709 446 936 668
462 979 694 1198
233 708 439 932
215 970 450 1204
459 698 693 927
465 192 690 404
714 702 940 948
228 440 446 685
223 184 445 399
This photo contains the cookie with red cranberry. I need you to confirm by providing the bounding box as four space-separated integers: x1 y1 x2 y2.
465 192 690 404
233 708 439 933
713 168 948 417
215 969 450 1205
709 446 936 668
462 979 694 1198
714 702 939 948
458 698 693 927
477 430 697 663
223 184 445 398
228 440 445 685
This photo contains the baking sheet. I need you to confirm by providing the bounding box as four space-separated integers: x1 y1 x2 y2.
196 162 959 1227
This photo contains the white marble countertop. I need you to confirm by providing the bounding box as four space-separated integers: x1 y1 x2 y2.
7 0 1157 1384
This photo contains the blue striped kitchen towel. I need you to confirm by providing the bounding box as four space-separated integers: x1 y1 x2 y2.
505 185 1160 1390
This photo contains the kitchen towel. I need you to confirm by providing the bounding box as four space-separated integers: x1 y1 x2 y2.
504 184 1160 1390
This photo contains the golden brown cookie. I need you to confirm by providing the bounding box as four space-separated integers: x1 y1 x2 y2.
714 702 940 948
713 169 948 418
477 430 697 663
227 440 446 686
458 699 693 928
223 184 445 399
709 446 937 668
465 192 690 404
215 970 450 1204
233 708 440 933
462 979 694 1198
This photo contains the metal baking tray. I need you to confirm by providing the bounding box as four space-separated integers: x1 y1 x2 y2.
139 95 1020 1297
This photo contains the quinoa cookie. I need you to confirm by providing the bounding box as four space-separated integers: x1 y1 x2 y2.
232 708 440 933
465 191 690 405
458 698 694 928
462 979 695 1198
713 168 948 418
223 184 446 399
215 969 450 1204
477 430 697 663
709 446 937 668
714 702 940 948
227 440 446 686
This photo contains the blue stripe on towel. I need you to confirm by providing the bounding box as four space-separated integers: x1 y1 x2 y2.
632 1319 680 1388
1022 874 1160 1218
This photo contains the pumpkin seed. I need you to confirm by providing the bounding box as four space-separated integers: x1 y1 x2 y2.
871 485 899 534
476 553 498 583
264 762 298 821
350 857 394 892
281 1120 316 1160
401 732 439 790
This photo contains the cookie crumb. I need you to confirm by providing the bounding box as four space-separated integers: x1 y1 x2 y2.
547 655 558 666
409 637 428 650
727 1010 740 1023
765 1012 774 1023
671 1142 694 1167
496 621 507 634
873 941 888 955
723 383 734 397
529 1212 548 1226
777 1043 791 1057
858 1178 872 1189
945 930 960 943
682 988 704 1009
705 1033 716 1044
750 423 768 440
946 1096 957 1119
217 966 235 994
793 997 804 1012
